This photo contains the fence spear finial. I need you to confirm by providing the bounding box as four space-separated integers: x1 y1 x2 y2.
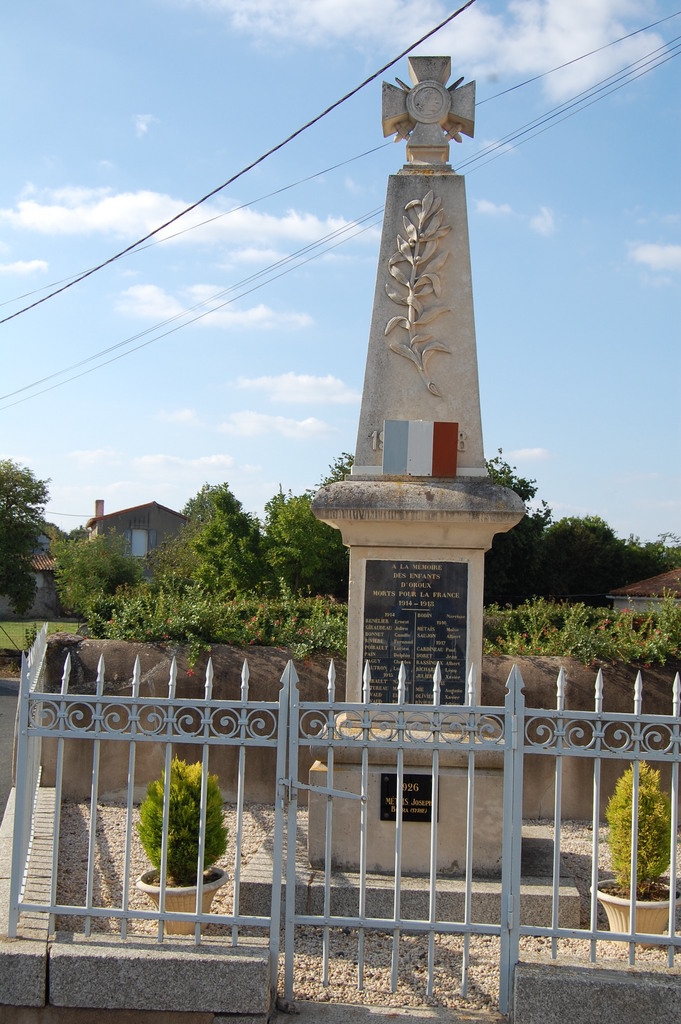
131 655 141 699
634 670 643 716
397 662 407 704
61 652 72 695
204 658 214 699
466 663 476 705
433 662 442 706
362 662 371 703
594 668 603 714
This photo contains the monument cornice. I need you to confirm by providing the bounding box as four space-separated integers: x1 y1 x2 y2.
312 478 525 520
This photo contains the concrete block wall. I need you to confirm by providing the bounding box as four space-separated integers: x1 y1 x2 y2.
513 959 681 1024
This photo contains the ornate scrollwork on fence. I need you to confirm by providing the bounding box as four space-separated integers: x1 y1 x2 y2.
240 707 279 741
27 695 280 745
295 705 506 750
524 713 680 759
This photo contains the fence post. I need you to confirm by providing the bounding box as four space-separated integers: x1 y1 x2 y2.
7 626 48 937
268 659 292 999
498 664 525 1015
283 660 301 1002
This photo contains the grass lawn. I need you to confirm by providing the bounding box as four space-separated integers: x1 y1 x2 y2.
0 619 82 651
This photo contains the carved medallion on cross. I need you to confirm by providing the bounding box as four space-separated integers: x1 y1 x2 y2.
382 57 475 166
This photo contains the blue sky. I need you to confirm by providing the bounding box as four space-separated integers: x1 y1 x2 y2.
1 0 679 544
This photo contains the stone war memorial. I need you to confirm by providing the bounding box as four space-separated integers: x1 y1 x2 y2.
309 57 525 875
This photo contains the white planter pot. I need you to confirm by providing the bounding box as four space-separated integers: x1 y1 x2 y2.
136 866 228 935
595 879 673 937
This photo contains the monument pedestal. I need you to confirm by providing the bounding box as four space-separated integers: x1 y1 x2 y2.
312 476 524 702
309 477 522 877
308 749 504 876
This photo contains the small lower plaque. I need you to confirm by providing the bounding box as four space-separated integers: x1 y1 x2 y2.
380 773 435 822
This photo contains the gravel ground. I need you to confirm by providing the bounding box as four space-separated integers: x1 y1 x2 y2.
55 803 681 1013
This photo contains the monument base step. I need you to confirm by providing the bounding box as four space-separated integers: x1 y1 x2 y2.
239 821 581 929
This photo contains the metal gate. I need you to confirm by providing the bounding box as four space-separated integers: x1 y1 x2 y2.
274 661 524 1013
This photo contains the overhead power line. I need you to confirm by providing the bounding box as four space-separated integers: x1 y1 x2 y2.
3 18 677 411
478 8 681 103
0 0 476 328
455 34 681 174
0 142 391 310
0 212 384 409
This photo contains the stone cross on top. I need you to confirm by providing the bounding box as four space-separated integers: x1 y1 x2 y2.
382 56 475 167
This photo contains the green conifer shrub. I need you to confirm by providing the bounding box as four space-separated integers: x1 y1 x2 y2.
137 757 227 887
605 762 672 899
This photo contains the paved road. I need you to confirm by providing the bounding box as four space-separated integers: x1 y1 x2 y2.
0 677 19 819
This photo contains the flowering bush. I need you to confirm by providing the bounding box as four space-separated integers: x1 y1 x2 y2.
483 595 681 665
86 581 348 663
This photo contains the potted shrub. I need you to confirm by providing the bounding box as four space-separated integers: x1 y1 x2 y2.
135 757 228 934
596 761 674 936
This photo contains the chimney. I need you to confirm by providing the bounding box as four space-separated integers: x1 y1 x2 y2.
95 499 104 518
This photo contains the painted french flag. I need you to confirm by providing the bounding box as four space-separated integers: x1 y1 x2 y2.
381 420 459 477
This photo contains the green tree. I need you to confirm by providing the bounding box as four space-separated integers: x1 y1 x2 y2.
53 532 143 616
483 451 552 605
540 515 629 600
189 483 266 595
317 452 354 486
620 532 681 584
0 460 50 613
263 488 348 598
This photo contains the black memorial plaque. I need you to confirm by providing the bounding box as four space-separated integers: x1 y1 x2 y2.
363 559 468 704
380 773 435 822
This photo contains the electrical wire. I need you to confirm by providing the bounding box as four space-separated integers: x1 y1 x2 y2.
477 8 681 104
2 7 677 408
455 35 681 173
0 142 391 309
0 213 384 410
0 209 383 403
0 0 476 327
3 19 677 408
3 4 675 315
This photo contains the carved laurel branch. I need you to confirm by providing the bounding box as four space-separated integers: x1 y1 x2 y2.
384 190 451 397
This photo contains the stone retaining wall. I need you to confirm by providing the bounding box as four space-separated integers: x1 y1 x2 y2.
42 637 681 818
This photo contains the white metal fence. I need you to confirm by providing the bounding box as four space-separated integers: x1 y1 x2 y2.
8 635 681 1015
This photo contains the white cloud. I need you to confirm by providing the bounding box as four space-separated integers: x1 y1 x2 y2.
132 453 236 474
116 283 313 329
0 187 185 237
69 447 122 466
116 284 184 320
237 372 360 404
0 186 361 252
629 243 681 273
156 408 200 424
475 199 512 217
218 411 333 439
508 447 552 461
0 259 48 275
530 206 555 236
134 114 158 138
193 0 665 100
218 247 284 266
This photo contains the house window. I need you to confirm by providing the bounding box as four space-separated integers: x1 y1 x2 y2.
130 529 148 557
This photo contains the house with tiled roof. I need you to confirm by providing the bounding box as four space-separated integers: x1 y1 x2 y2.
86 500 188 559
0 537 61 618
608 568 681 611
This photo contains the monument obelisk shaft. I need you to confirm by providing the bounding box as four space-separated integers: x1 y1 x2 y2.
313 57 524 706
